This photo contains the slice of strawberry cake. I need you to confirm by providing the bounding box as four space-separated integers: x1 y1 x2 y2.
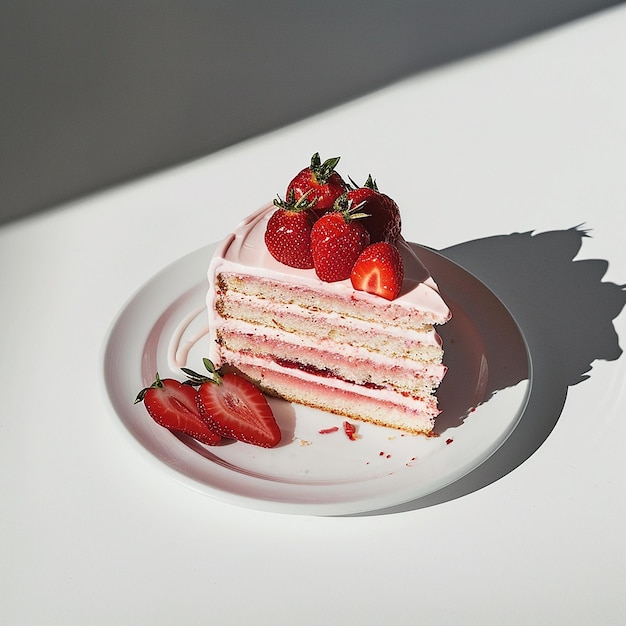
206 154 451 435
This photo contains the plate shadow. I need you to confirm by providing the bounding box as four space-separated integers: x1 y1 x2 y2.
351 225 626 516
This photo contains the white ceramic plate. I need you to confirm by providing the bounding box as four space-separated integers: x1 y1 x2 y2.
102 243 531 515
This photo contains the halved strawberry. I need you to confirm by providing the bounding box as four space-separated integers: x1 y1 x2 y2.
185 359 281 448
286 152 348 215
135 374 221 445
265 192 316 268
310 198 370 282
351 241 405 300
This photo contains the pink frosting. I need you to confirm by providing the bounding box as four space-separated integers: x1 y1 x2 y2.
207 203 451 363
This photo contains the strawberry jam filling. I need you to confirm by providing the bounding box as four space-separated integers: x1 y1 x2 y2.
272 356 384 390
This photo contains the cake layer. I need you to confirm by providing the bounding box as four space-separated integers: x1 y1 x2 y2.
231 361 438 435
217 272 447 330
216 290 444 362
216 322 446 395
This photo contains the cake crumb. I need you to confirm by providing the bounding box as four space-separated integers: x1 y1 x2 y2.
299 439 312 446
446 438 454 445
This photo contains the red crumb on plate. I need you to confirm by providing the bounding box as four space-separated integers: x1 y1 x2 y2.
343 421 358 440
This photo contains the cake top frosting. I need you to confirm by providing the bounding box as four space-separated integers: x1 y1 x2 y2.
208 204 451 323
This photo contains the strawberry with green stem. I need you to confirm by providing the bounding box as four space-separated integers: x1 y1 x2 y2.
310 197 371 282
286 152 348 215
184 359 281 448
345 175 401 244
265 190 316 268
135 374 221 445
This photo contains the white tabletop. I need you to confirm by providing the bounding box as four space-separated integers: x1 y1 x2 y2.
2 6 625 624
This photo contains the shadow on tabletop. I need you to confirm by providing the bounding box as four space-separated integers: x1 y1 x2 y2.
349 225 626 516
3 2 623 225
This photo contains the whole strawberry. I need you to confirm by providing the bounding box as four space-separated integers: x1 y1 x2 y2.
265 193 316 268
310 199 371 282
135 374 221 445
286 152 348 215
351 241 405 301
346 175 401 244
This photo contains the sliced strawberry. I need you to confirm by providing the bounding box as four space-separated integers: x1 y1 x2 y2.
351 241 405 300
286 152 348 215
264 193 316 268
186 359 281 448
135 374 221 445
310 198 370 282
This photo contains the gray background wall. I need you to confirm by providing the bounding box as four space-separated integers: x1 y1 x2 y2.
1 1 622 224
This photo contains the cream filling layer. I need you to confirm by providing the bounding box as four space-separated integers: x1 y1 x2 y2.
218 291 443 351
217 318 446 388
221 350 438 414
239 363 438 429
